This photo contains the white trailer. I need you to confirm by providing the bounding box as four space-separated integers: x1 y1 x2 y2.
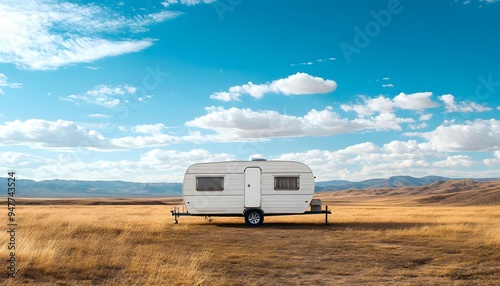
171 159 330 226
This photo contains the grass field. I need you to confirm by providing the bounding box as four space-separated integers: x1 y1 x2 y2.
1 197 499 285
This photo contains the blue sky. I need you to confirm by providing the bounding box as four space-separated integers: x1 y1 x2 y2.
1 0 499 183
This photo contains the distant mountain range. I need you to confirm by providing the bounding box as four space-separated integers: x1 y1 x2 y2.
316 175 455 192
0 178 182 198
0 176 497 198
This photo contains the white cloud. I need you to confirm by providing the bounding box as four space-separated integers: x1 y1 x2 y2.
210 73 337 101
132 124 166 134
393 92 440 110
439 94 492 112
276 140 440 181
0 119 180 150
209 91 239 102
419 113 433 121
342 92 439 118
0 119 109 149
140 149 233 168
483 151 500 165
0 1 180 70
87 114 111 119
434 155 475 167
409 122 428 130
161 0 216 8
61 84 140 108
0 149 234 182
1 142 497 182
274 139 498 181
0 73 22 94
1 152 50 168
110 134 181 149
408 113 433 130
407 119 500 152
382 83 394 87
185 106 413 141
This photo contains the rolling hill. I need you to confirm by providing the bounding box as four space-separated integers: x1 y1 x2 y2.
319 179 500 206
316 175 455 191
1 176 498 200
0 178 182 198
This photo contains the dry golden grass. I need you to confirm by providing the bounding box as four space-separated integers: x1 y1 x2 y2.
1 199 499 285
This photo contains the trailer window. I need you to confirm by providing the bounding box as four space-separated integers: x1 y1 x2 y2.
274 177 300 190
196 177 224 191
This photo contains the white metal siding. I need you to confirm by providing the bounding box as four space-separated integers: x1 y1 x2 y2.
261 194 312 214
184 195 244 214
182 161 314 215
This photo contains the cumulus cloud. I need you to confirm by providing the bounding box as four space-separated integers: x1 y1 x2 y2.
84 66 103 71
275 139 498 181
1 152 50 168
132 124 167 134
110 135 180 149
341 92 440 117
210 73 337 101
439 94 492 112
1 141 497 182
0 0 180 70
184 106 413 141
341 96 394 116
393 92 440 110
140 148 234 168
87 114 111 119
434 155 476 167
0 119 109 149
406 119 500 152
276 140 440 181
61 84 141 108
0 119 180 150
419 113 433 121
483 151 500 165
0 149 234 182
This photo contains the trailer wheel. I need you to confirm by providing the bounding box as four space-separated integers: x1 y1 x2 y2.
245 209 264 226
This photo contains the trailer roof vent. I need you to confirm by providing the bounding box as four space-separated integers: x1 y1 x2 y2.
251 158 267 161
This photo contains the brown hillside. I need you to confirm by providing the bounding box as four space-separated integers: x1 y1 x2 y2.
318 179 500 206
416 180 500 206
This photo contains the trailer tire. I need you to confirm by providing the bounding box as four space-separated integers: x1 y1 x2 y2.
244 209 264 226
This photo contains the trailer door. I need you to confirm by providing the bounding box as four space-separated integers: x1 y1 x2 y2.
244 167 261 208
